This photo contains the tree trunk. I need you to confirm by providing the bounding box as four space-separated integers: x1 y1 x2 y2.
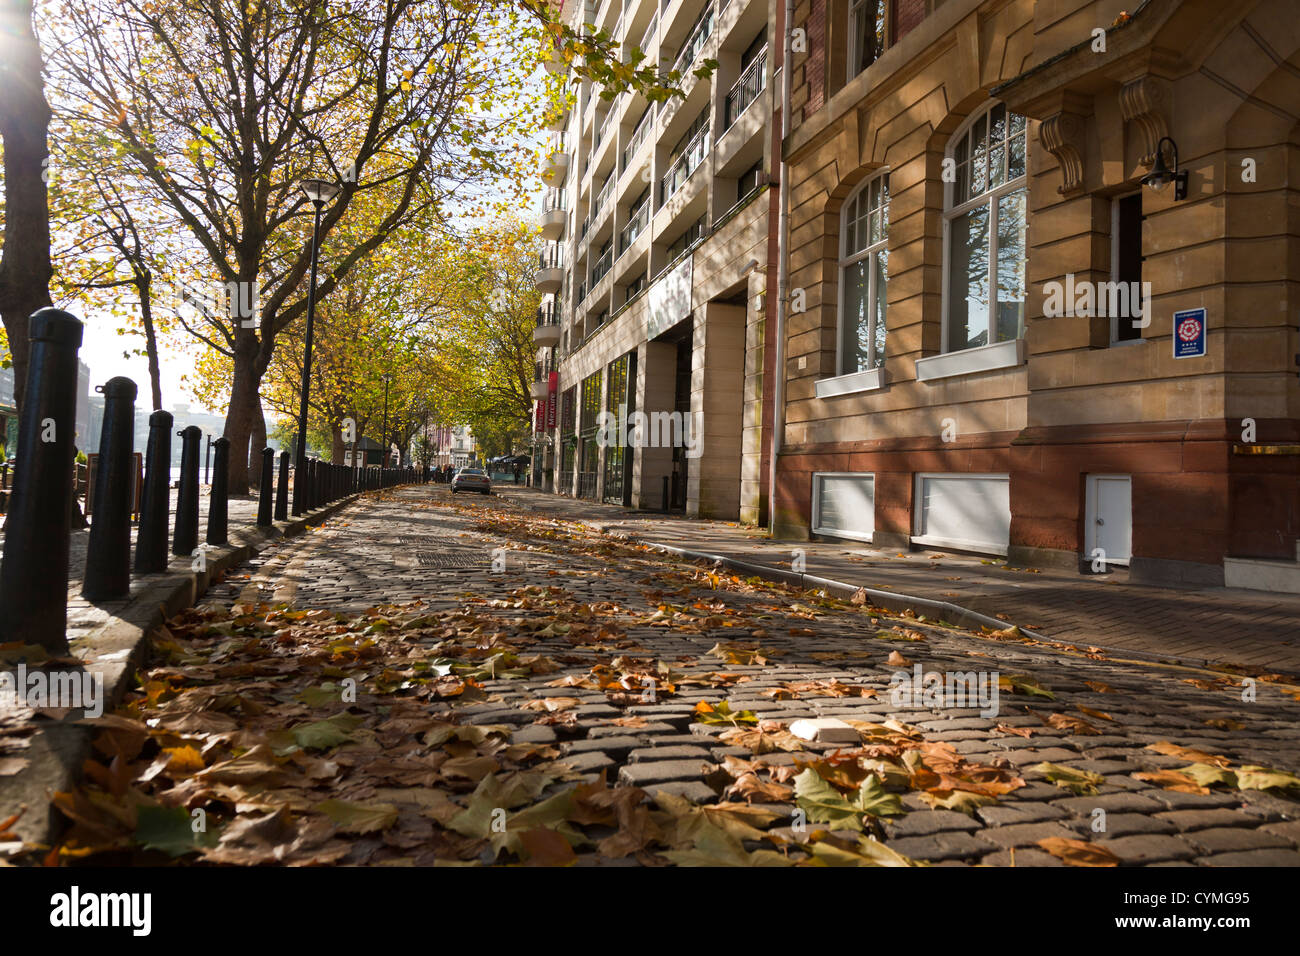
222 340 262 495
331 421 345 464
0 0 54 413
138 273 163 411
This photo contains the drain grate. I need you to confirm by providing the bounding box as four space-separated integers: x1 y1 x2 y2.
413 550 484 569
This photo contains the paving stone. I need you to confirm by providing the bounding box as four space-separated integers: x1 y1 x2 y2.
617 759 718 787
563 735 641 757
1097 835 1197 864
1144 789 1244 810
628 745 713 762
881 809 981 837
560 751 616 774
1195 848 1300 866
980 848 1065 867
975 821 1084 848
976 803 1070 826
510 725 557 744
1051 792 1165 815
1154 809 1259 832
885 832 991 862
1260 821 1300 846
643 781 719 804
1180 827 1293 855
1093 813 1177 838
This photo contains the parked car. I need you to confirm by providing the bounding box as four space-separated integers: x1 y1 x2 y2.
451 467 491 495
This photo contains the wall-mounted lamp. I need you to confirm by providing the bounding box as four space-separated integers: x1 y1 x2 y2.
1140 136 1188 201
741 258 766 277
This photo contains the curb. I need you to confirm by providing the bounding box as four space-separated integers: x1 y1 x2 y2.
631 538 1231 675
1 493 364 850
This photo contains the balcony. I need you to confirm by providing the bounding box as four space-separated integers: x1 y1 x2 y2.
592 173 616 227
622 105 655 173
542 41 566 75
661 122 709 202
590 245 613 286
540 189 567 240
533 304 562 347
541 132 569 185
544 100 570 131
620 196 651 254
535 244 564 294
671 4 715 77
724 47 766 130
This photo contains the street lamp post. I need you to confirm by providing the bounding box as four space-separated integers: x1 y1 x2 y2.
292 177 340 515
381 373 391 468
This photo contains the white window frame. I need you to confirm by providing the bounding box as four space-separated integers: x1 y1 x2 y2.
830 169 889 385
911 472 1011 555
941 101 1029 355
811 472 876 542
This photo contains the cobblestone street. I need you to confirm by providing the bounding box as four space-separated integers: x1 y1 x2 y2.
181 484 1300 867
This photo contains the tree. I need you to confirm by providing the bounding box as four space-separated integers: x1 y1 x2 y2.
0 0 54 411
50 0 540 492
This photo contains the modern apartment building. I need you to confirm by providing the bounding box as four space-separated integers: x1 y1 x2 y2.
531 0 781 522
773 0 1300 590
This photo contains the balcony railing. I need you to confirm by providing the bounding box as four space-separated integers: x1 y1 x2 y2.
724 48 767 130
638 14 657 54
620 197 650 253
543 188 567 213
661 122 709 202
576 278 589 303
593 174 616 224
622 106 654 172
537 303 558 326
590 245 613 285
672 4 715 76
538 243 564 270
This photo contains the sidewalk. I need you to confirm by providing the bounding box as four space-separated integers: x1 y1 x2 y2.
494 487 1300 674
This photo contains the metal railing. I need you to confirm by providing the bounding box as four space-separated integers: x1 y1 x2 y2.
661 121 709 202
543 188 567 212
620 196 651 253
622 105 655 172
590 244 613 285
672 4 715 76
724 47 767 129
593 173 616 223
638 13 657 54
539 243 564 270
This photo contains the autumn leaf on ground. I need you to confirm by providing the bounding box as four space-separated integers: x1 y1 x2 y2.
718 726 804 753
1032 762 1104 795
136 805 221 857
802 832 919 867
518 828 577 866
1133 769 1209 795
917 789 996 815
1234 766 1300 792
1145 741 1230 768
519 696 580 713
1037 837 1119 867
660 822 793 867
885 651 909 667
995 723 1038 738
694 700 758 726
793 769 902 830
315 800 399 834
999 674 1055 699
1075 705 1115 722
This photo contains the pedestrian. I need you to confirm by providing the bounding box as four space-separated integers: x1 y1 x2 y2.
513 462 521 484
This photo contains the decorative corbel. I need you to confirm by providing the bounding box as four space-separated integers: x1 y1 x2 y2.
1119 76 1170 167
1038 111 1087 195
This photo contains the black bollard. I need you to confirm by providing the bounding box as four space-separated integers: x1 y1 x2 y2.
0 309 84 650
135 410 174 573
173 425 201 556
206 437 230 545
82 377 138 600
275 450 289 521
257 447 274 526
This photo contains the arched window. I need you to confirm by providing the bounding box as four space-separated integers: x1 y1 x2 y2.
943 102 1028 352
838 169 889 374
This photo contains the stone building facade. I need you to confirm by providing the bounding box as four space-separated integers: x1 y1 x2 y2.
532 0 783 522
773 0 1300 589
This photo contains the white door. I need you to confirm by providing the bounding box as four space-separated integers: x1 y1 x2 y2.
1085 475 1132 566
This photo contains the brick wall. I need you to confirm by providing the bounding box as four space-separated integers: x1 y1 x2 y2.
892 0 926 43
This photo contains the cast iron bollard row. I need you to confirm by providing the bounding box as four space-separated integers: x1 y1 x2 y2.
0 307 426 653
